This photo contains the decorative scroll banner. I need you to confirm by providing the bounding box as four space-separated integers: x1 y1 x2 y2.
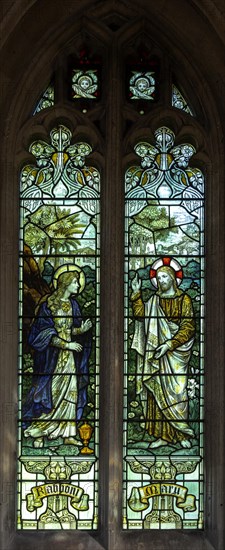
129 483 196 512
27 483 89 512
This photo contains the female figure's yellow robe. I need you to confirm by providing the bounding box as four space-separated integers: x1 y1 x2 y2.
131 288 195 444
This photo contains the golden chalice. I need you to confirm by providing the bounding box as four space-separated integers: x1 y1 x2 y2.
78 422 94 454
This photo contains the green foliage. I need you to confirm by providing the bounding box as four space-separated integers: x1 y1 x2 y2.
23 353 34 372
22 374 33 403
134 203 170 231
25 205 88 271
25 223 49 254
128 421 144 442
29 205 60 228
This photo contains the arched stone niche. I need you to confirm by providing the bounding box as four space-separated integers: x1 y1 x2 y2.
0 1 224 549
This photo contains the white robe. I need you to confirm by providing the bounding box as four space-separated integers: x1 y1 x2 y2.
132 294 194 438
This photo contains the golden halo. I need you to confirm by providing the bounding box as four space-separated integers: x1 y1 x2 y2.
53 264 85 293
150 257 183 288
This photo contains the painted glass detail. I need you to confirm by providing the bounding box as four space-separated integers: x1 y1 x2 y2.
129 71 155 100
126 47 160 108
172 85 193 115
33 85 54 115
124 126 204 529
72 70 98 99
18 125 100 529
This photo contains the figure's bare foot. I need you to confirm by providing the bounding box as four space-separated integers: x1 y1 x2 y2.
149 438 168 449
64 437 82 446
180 439 191 448
33 437 44 448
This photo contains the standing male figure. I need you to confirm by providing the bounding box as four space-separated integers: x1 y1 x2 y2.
131 260 195 449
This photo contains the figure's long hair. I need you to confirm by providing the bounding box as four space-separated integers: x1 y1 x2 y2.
156 266 177 293
47 271 79 315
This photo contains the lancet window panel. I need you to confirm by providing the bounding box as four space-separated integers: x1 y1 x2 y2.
18 124 100 530
123 126 204 530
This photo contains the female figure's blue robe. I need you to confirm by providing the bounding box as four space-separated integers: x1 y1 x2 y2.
23 298 91 429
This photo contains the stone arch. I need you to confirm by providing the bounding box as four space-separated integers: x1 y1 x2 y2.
0 2 224 549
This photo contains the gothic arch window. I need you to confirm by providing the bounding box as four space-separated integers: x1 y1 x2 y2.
1 3 224 550
19 124 101 529
123 126 205 529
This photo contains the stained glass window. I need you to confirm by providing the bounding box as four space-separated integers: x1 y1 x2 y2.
72 70 99 99
70 48 101 103
172 84 193 115
33 84 54 115
129 71 155 101
126 48 160 108
18 125 100 529
124 126 204 529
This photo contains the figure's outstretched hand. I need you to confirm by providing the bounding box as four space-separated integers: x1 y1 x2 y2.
67 342 83 352
131 273 141 293
154 342 170 359
80 319 92 333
